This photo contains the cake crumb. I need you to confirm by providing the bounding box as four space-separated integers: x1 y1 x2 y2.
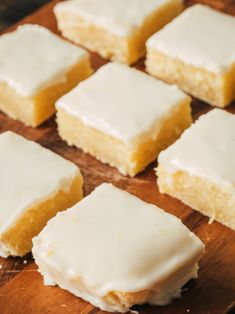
0 265 2 269
208 214 215 224
187 309 190 313
23 260 27 264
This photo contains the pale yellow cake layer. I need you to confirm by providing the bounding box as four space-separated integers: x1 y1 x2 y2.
57 99 192 176
146 49 235 107
0 57 92 127
1 174 83 257
157 165 235 230
55 0 183 64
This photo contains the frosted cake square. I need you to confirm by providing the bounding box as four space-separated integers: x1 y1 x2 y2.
0 24 92 127
33 183 204 313
0 131 83 257
54 0 183 64
56 62 192 176
157 109 235 230
146 5 235 107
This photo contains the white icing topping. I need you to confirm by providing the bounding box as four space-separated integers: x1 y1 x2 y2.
56 62 188 145
0 24 88 96
158 109 235 192
0 131 81 234
147 4 235 73
54 0 181 36
33 183 204 312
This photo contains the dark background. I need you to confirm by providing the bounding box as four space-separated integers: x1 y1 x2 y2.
0 0 50 31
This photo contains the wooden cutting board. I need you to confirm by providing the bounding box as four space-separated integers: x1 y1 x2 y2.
0 1 235 313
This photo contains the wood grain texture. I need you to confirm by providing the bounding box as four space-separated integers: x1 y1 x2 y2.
0 1 235 313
